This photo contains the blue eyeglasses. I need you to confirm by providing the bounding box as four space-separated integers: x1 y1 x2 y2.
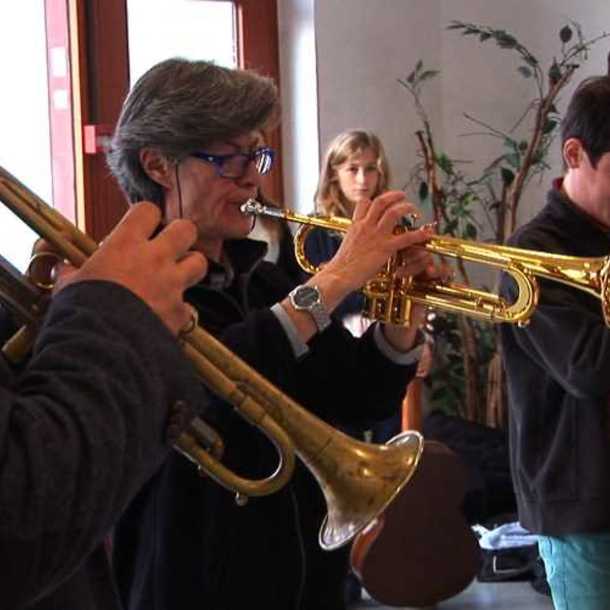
190 146 275 179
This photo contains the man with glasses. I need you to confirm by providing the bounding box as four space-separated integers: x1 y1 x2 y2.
106 57 438 610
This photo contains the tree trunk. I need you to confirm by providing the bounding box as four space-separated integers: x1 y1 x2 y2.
486 349 506 428
457 314 482 422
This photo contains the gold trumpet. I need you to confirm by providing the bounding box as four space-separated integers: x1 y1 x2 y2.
0 165 423 551
241 200 610 327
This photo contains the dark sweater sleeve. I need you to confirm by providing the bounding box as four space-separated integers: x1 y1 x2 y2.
500 230 610 399
0 280 207 608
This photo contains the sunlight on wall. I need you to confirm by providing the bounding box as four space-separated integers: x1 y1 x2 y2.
278 0 319 214
127 0 237 85
0 4 50 271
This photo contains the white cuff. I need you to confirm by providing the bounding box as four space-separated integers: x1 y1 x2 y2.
271 303 310 359
373 323 423 366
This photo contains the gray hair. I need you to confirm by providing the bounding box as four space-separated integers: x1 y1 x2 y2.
106 57 280 204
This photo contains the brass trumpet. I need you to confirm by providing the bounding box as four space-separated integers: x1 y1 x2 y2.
241 200 610 327
0 165 423 550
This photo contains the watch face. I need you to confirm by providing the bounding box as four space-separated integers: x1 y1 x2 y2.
294 285 319 307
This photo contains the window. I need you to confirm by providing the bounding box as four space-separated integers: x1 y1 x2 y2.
127 0 237 85
0 0 280 251
0 5 52 270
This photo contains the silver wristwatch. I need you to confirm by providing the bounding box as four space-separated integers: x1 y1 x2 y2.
288 284 331 332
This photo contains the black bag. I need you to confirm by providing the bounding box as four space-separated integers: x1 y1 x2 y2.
475 513 551 597
422 410 517 523
478 543 539 583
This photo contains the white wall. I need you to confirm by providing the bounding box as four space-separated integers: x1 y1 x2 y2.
315 0 442 199
279 0 609 227
277 0 319 213
440 0 609 228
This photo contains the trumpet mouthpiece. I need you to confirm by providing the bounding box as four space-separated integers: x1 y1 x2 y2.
240 199 285 220
240 199 260 215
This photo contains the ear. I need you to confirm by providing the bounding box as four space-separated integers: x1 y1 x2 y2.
139 148 174 188
563 138 585 169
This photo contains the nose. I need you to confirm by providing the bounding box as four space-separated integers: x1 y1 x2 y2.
355 169 367 184
234 158 261 189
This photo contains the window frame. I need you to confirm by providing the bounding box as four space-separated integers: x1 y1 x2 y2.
56 0 281 241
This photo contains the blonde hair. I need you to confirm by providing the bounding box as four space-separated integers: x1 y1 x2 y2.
314 130 391 217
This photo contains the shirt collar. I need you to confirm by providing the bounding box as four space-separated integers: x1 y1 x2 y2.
548 178 610 243
203 238 268 290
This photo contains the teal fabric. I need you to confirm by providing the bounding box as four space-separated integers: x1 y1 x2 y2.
539 533 610 610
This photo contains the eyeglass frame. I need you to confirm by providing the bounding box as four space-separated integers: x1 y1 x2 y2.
190 146 275 179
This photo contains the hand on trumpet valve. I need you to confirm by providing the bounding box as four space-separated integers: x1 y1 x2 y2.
323 191 435 295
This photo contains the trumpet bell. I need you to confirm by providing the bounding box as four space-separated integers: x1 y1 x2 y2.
313 430 424 550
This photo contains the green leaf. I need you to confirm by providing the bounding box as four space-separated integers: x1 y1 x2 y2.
559 25 573 43
543 119 558 134
518 140 529 152
444 219 459 234
418 181 429 201
420 70 440 82
523 54 539 67
531 149 546 165
548 61 562 85
501 167 515 186
479 32 491 42
518 66 533 78
494 31 518 49
415 59 423 73
503 137 519 152
436 153 454 174
430 388 444 401
505 152 521 168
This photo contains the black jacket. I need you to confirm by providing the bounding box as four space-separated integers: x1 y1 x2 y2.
114 238 417 610
500 184 610 535
0 281 206 610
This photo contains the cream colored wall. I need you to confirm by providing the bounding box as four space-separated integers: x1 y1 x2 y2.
439 0 609 228
279 0 609 225
277 0 319 213
315 0 442 202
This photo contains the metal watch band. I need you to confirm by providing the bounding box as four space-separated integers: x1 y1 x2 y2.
309 300 331 332
289 284 331 333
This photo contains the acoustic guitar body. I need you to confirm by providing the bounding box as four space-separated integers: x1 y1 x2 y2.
350 440 481 607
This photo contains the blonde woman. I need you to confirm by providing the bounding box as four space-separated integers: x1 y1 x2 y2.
315 129 390 218
307 129 392 333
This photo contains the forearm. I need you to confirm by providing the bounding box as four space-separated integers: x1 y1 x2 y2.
0 281 206 602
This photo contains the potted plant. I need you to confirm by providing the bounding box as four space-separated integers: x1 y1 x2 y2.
399 21 609 425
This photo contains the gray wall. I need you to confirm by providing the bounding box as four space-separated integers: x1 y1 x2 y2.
279 0 609 226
